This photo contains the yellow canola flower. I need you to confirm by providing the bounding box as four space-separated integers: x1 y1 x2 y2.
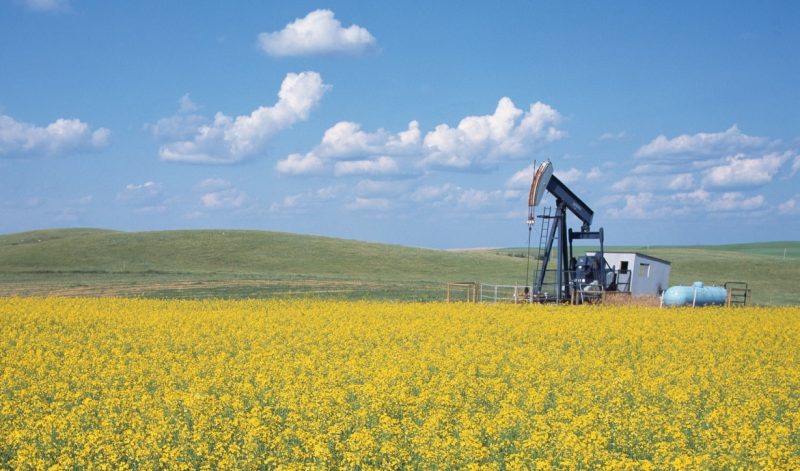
0 298 799 469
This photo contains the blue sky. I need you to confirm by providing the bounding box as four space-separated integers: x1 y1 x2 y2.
1 1 798 248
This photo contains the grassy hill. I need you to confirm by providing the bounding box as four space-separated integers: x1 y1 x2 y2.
1 229 797 304
0 229 530 300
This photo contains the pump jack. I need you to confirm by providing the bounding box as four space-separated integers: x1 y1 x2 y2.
528 161 613 303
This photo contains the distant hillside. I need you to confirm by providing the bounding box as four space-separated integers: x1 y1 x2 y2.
0 229 529 300
0 229 797 304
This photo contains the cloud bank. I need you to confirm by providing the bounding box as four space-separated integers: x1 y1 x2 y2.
276 97 564 175
0 114 110 158
604 125 797 219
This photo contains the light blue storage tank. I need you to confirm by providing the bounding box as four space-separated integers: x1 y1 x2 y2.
662 282 727 307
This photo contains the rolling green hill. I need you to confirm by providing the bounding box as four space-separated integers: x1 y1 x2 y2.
1 229 797 304
0 229 529 300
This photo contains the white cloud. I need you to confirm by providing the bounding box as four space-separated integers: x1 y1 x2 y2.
0 114 110 158
275 121 419 175
792 155 800 176
275 153 325 175
22 0 70 13
258 9 376 57
702 152 790 188
334 156 399 176
421 98 564 169
635 125 771 159
201 188 247 210
277 98 562 175
318 121 384 158
706 192 765 211
159 71 330 164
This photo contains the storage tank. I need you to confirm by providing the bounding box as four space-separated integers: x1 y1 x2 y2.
661 282 727 307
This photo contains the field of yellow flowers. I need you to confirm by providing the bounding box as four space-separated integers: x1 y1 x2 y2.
1 298 799 469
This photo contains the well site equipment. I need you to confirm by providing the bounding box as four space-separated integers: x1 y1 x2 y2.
453 160 675 305
661 281 750 307
522 160 676 304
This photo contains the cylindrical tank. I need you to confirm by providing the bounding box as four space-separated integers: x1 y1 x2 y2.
661 282 727 307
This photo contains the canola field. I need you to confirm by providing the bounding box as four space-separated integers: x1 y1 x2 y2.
1 298 799 469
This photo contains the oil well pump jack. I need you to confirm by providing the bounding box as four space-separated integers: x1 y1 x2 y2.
527 161 616 303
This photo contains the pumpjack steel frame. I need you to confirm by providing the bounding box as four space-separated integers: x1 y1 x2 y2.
530 170 606 302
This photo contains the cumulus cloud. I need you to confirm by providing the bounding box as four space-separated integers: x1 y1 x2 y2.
334 156 399 176
635 125 771 159
21 0 70 13
421 98 564 169
158 72 330 164
201 188 247 210
258 9 376 57
277 98 563 175
0 114 110 158
275 121 419 175
702 152 791 188
275 153 326 175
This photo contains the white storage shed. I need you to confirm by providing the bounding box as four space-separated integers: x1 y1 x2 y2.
587 252 671 296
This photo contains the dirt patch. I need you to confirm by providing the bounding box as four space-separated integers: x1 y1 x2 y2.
603 292 662 307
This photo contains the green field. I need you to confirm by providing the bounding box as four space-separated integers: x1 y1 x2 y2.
0 229 798 304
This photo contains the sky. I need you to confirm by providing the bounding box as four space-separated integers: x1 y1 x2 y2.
1 1 799 249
